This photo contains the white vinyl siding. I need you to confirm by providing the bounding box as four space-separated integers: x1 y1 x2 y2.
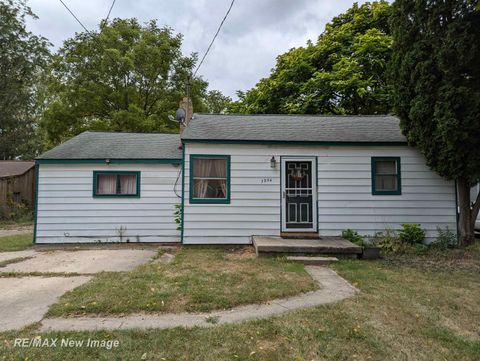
183 143 457 244
36 163 181 243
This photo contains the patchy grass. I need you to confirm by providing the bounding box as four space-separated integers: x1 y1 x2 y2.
0 219 32 230
47 247 317 316
0 250 478 360
2 244 479 360
0 234 33 251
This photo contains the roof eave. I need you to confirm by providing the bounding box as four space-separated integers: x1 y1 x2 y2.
35 158 182 164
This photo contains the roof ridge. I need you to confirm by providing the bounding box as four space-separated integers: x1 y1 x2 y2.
81 130 179 135
182 113 405 143
193 113 396 118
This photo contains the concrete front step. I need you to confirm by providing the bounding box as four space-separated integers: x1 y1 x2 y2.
253 236 362 258
287 256 338 266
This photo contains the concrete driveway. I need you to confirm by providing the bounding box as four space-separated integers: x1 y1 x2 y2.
0 248 157 331
0 276 91 331
1 249 157 274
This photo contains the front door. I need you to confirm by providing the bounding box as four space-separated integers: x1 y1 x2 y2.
281 157 317 232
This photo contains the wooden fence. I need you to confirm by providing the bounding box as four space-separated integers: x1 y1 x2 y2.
0 167 36 219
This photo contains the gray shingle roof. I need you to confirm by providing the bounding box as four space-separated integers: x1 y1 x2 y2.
38 132 182 160
181 114 407 143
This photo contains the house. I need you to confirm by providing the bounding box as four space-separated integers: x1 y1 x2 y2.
0 161 36 219
34 114 458 244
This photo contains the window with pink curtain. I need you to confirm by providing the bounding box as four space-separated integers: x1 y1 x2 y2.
119 174 137 194
94 172 139 196
96 174 117 195
191 157 228 200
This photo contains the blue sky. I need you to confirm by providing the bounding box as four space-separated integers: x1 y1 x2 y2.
26 0 368 99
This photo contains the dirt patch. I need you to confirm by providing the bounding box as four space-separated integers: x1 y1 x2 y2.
223 247 256 260
151 252 176 265
256 339 279 351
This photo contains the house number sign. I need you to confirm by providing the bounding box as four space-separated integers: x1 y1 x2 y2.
261 178 273 183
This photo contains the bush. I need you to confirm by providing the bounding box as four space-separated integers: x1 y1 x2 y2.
399 224 425 245
372 228 408 254
174 204 182 231
0 198 32 222
341 229 364 246
430 226 458 250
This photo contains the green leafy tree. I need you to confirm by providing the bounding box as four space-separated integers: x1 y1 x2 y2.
227 1 393 115
390 0 480 245
40 19 208 147
0 0 50 159
203 90 231 113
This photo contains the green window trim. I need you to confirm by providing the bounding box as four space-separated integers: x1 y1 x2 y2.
371 157 402 195
93 171 141 198
189 154 231 204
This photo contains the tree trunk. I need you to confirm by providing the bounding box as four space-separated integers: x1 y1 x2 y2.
457 177 475 246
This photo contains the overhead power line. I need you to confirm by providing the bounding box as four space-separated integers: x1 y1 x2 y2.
57 0 119 65
105 0 117 22
193 0 235 78
58 0 90 33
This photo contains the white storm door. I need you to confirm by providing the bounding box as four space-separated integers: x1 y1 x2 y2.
281 157 317 232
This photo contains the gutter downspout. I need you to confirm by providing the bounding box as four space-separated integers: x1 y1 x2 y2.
33 161 39 244
180 141 185 243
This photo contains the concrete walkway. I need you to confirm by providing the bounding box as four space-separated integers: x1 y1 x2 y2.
39 267 359 332
0 249 36 263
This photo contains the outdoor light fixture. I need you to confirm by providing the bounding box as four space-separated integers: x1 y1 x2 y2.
270 156 276 169
105 158 111 165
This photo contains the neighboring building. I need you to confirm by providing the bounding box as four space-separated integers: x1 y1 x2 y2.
0 161 36 219
473 184 480 233
34 114 457 244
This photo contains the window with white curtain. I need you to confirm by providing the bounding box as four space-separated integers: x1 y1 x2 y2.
94 171 140 197
190 155 230 203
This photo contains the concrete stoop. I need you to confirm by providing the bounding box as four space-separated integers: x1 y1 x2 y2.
253 235 362 258
286 256 338 266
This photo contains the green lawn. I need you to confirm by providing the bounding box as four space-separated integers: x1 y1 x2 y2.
47 247 317 316
0 234 33 252
1 245 479 360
